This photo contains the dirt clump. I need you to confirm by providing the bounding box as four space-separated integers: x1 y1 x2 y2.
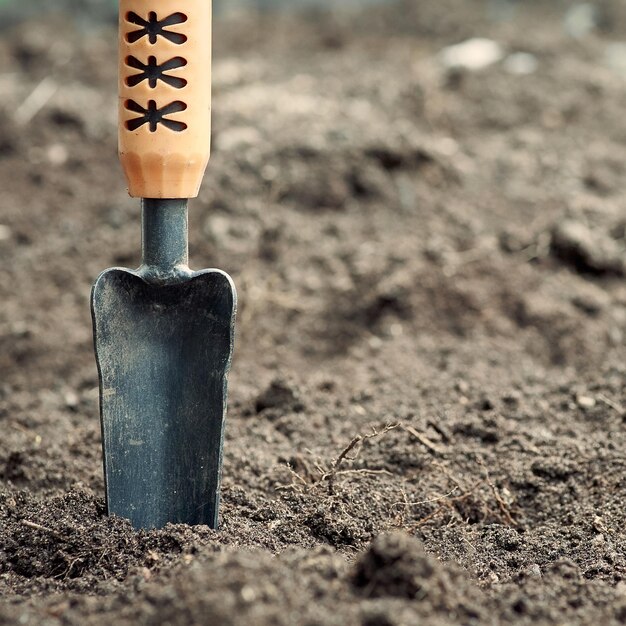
352 532 484 621
551 219 625 276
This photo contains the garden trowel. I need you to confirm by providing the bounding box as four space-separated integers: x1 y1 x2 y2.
92 0 236 530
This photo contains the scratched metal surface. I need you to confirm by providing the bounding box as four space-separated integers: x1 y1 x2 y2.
92 268 236 529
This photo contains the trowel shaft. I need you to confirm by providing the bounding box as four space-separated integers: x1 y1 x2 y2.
140 199 189 281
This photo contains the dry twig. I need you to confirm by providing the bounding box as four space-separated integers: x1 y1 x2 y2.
403 424 445 455
324 423 399 494
21 519 65 541
477 457 517 527
598 394 625 416
15 78 57 126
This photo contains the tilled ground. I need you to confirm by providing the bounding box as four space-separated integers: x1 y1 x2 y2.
0 1 625 624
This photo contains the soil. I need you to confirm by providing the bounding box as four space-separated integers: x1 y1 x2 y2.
0 1 625 624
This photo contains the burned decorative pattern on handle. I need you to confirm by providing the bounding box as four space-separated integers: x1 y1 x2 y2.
126 56 188 89
126 11 188 45
125 100 188 132
123 11 189 132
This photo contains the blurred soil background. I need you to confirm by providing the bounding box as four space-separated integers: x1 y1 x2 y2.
0 0 625 624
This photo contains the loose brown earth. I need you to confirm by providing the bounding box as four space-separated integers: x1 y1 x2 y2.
0 1 625 624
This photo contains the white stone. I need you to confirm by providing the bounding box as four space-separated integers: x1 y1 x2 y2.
47 143 68 166
576 394 596 409
564 4 598 38
439 38 504 72
604 43 626 77
504 52 538 75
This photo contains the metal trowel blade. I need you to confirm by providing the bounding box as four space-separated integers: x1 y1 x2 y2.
91 267 236 529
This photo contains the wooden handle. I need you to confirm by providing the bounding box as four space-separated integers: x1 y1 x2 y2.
119 0 211 199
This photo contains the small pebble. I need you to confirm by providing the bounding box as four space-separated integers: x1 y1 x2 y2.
564 3 598 38
504 52 538 75
240 585 257 603
455 379 470 394
604 42 626 76
439 38 504 71
47 143 68 166
368 336 383 349
0 225 11 241
64 390 79 409
576 394 596 409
